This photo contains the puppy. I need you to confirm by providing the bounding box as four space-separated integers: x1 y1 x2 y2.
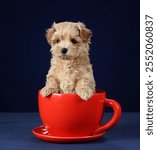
40 22 95 100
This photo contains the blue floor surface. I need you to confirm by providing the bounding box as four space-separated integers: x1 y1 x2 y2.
0 112 139 150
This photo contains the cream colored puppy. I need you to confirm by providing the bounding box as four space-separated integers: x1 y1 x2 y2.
40 22 95 100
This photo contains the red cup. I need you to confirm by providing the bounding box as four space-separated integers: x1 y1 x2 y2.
38 89 122 137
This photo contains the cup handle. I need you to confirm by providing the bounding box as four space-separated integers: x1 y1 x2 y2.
94 99 122 134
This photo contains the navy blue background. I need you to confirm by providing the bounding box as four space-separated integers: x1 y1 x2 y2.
0 0 139 112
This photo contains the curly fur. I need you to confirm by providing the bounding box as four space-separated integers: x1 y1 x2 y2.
40 22 95 100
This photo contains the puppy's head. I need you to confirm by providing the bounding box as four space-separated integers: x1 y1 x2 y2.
46 22 92 60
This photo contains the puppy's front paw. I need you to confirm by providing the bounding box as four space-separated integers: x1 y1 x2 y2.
76 87 94 100
40 86 58 97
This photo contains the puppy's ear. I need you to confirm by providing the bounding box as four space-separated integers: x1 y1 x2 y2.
46 22 56 45
77 22 92 43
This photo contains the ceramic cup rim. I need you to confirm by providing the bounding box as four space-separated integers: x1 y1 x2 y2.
39 89 106 97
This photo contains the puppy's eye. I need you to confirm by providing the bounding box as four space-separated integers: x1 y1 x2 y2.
71 39 77 44
56 39 60 43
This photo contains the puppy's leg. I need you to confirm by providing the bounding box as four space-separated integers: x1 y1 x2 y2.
40 77 59 97
75 78 95 100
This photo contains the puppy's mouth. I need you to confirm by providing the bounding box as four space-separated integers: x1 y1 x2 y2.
59 55 72 60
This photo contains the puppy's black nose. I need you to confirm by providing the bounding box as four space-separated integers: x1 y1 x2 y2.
61 48 68 54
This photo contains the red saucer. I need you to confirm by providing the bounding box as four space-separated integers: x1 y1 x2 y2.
32 126 105 143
